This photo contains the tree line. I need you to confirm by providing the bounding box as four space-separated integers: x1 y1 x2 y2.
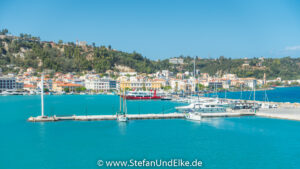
1 29 300 80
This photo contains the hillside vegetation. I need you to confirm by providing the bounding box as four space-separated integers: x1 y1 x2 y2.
1 29 300 80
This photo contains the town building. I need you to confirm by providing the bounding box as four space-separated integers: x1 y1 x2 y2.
85 78 116 92
208 82 223 88
52 81 83 92
119 78 162 91
0 76 23 92
241 78 257 89
169 79 186 92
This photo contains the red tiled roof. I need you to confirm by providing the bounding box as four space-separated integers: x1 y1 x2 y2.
24 84 36 88
58 83 82 87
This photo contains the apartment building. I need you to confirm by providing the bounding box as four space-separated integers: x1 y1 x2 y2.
85 78 117 91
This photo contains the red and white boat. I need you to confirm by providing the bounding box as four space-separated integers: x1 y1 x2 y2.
124 90 161 100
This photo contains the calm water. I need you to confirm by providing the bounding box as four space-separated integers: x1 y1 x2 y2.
1 94 300 169
208 86 300 103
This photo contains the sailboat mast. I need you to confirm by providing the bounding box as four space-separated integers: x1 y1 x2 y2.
254 83 256 102
240 84 242 99
123 90 125 113
253 81 256 113
119 90 122 112
194 56 196 78
125 92 127 114
193 56 196 94
41 73 44 117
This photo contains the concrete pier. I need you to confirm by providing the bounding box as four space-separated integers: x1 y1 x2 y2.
257 107 300 121
226 99 300 121
27 111 255 122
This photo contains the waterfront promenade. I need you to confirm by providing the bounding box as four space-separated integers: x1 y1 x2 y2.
27 111 255 122
257 106 300 121
231 99 300 121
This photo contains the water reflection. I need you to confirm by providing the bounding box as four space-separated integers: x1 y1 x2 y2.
187 117 235 130
202 118 235 129
117 122 128 135
38 122 46 148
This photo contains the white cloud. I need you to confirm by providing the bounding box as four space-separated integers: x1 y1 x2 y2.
284 45 300 51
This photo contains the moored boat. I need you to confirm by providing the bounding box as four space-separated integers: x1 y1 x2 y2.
161 96 172 100
124 90 161 100
185 111 202 121
117 90 128 122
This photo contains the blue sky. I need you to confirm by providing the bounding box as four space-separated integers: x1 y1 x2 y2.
1 0 300 60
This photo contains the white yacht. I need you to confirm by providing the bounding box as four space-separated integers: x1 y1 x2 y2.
117 115 128 122
185 112 202 121
260 102 278 109
261 102 271 109
196 103 226 113
0 91 9 96
259 89 278 109
176 101 227 113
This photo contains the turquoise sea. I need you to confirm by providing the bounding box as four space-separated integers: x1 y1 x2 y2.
1 88 300 169
208 86 300 103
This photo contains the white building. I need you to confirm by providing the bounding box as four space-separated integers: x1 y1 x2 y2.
222 74 237 80
156 70 172 79
161 70 171 78
222 80 231 89
120 72 137 76
169 58 184 64
85 78 116 91
245 79 257 89
170 79 186 92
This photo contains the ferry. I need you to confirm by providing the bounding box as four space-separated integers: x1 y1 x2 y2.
124 90 161 100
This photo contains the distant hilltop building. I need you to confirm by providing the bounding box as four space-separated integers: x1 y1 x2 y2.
76 40 87 46
120 72 137 76
0 34 13 39
242 60 250 68
169 58 184 64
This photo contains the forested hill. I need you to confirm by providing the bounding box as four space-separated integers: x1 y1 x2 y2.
0 29 162 74
1 29 300 80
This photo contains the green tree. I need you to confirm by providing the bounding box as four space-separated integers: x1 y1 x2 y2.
58 40 63 45
64 87 70 93
0 29 9 35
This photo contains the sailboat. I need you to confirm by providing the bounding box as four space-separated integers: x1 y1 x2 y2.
116 90 128 122
261 89 270 109
252 83 260 112
260 89 278 109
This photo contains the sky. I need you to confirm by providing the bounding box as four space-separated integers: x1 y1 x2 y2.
1 0 300 60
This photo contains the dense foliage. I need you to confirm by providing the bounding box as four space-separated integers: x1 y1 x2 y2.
1 29 300 80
